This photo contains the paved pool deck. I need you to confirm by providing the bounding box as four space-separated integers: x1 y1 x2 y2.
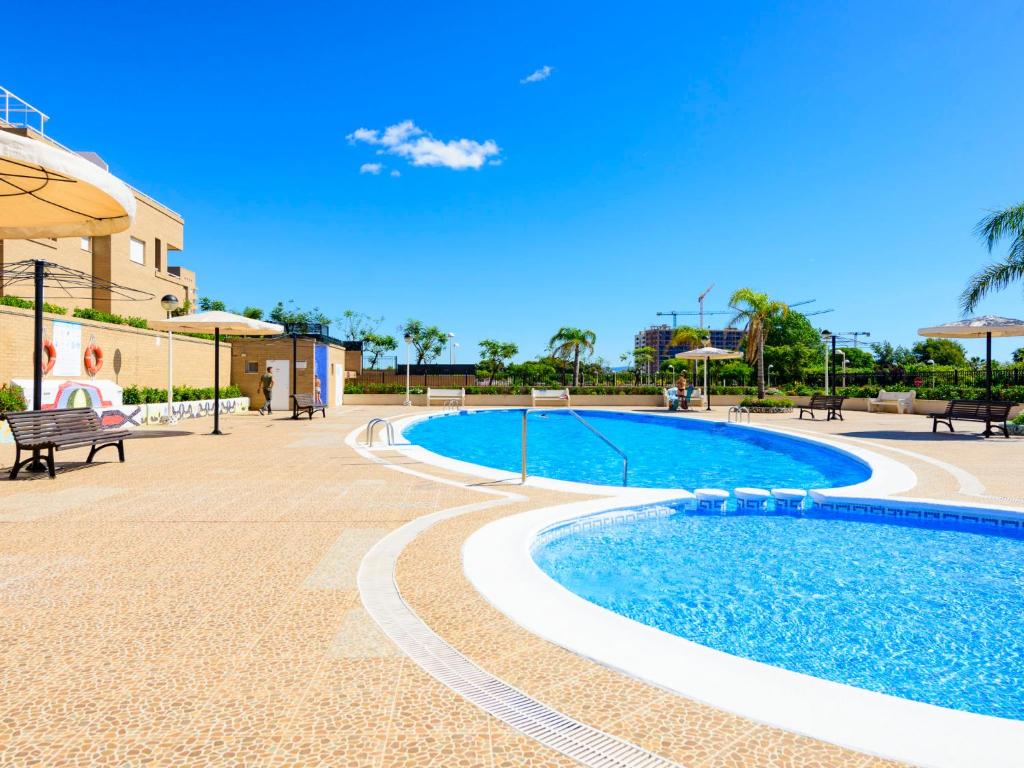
0 404 1020 767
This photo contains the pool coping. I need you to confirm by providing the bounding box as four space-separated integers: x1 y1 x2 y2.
387 408 918 499
463 493 1024 768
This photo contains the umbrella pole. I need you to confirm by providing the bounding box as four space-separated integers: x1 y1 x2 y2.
28 260 46 472
986 331 992 402
212 327 222 435
704 357 711 411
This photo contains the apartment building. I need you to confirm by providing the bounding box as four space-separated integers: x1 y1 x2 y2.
0 87 197 322
634 324 745 368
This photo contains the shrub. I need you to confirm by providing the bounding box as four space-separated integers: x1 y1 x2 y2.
1012 413 1024 426
0 295 67 315
73 307 148 328
0 384 27 414
739 397 793 411
123 384 241 404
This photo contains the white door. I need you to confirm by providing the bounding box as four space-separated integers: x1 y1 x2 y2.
333 364 345 406
267 359 290 411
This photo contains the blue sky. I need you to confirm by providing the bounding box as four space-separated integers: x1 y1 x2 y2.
6 1 1024 362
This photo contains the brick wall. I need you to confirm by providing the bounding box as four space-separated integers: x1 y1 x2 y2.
0 305 230 389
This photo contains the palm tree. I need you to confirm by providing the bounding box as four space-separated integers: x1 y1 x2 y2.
549 327 597 386
670 325 705 378
961 202 1024 313
728 289 788 399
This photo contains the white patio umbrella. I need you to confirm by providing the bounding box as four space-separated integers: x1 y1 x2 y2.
151 311 283 434
1 130 138 473
0 129 136 238
917 315 1024 402
675 346 742 411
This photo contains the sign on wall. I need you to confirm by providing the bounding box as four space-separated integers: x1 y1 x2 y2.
51 321 82 377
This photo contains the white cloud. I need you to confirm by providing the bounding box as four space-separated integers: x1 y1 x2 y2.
520 65 553 84
359 162 383 175
347 120 500 171
390 169 401 177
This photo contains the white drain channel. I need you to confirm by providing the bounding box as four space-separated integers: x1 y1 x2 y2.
357 498 682 768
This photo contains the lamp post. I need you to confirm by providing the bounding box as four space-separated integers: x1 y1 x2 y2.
160 295 180 423
767 364 773 389
404 332 413 407
838 350 847 388
927 358 935 388
448 332 456 367
821 330 831 395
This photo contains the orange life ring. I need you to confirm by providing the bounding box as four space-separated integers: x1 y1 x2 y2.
84 344 104 376
42 339 56 375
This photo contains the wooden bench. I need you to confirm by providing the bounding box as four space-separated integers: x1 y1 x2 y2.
532 388 571 407
799 394 845 421
4 407 130 479
426 388 465 408
931 399 1012 438
867 389 916 414
292 393 326 419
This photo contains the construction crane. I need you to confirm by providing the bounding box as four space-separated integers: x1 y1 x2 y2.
657 299 833 328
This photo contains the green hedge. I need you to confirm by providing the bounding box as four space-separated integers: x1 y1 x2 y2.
72 307 149 328
0 295 67 315
122 384 242 405
0 384 27 414
739 397 794 409
344 383 665 396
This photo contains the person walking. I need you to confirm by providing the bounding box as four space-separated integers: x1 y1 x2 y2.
258 366 275 415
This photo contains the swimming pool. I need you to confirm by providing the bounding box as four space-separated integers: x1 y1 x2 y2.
403 409 871 490
532 502 1024 720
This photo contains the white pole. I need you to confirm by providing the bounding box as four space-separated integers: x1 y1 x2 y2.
703 356 709 411
167 323 175 424
404 339 412 407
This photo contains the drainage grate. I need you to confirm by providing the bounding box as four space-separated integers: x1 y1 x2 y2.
358 499 683 768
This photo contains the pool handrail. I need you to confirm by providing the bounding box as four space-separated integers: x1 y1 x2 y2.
521 408 628 486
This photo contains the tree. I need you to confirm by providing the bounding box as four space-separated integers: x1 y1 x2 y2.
402 319 447 365
478 339 519 384
912 338 967 367
837 347 873 368
1013 347 1024 364
761 311 822 384
670 325 704 377
728 288 789 399
198 297 226 312
548 327 597 386
241 306 264 320
339 309 383 341
270 301 331 331
632 346 655 384
961 202 1024 312
507 360 558 386
363 332 397 369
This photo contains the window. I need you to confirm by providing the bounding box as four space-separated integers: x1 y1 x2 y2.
155 238 163 271
244 361 259 374
129 237 145 265
80 236 91 251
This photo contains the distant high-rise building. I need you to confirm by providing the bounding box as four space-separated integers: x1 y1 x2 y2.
634 324 745 368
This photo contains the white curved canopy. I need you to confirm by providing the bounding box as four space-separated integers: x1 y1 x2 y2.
0 130 136 238
675 346 742 360
918 315 1024 339
149 311 283 336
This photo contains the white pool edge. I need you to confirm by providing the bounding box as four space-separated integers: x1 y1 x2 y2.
463 494 1024 768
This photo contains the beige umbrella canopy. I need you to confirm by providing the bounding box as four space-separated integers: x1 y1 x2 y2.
151 312 284 434
675 346 742 411
0 130 137 238
917 315 1024 402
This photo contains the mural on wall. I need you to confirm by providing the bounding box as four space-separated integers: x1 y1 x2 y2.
51 321 83 378
12 378 139 429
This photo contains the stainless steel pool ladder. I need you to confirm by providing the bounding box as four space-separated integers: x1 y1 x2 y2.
521 408 628 486
728 406 750 423
443 399 461 412
365 417 395 446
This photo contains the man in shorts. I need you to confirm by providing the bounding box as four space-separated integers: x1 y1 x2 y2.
258 366 274 415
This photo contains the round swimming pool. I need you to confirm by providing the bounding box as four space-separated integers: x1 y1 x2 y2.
532 505 1024 720
403 409 870 490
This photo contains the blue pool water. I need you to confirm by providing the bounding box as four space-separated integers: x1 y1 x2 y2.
404 409 870 490
533 505 1024 719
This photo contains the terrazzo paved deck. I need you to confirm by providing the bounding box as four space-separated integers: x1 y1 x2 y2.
0 405 1020 767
